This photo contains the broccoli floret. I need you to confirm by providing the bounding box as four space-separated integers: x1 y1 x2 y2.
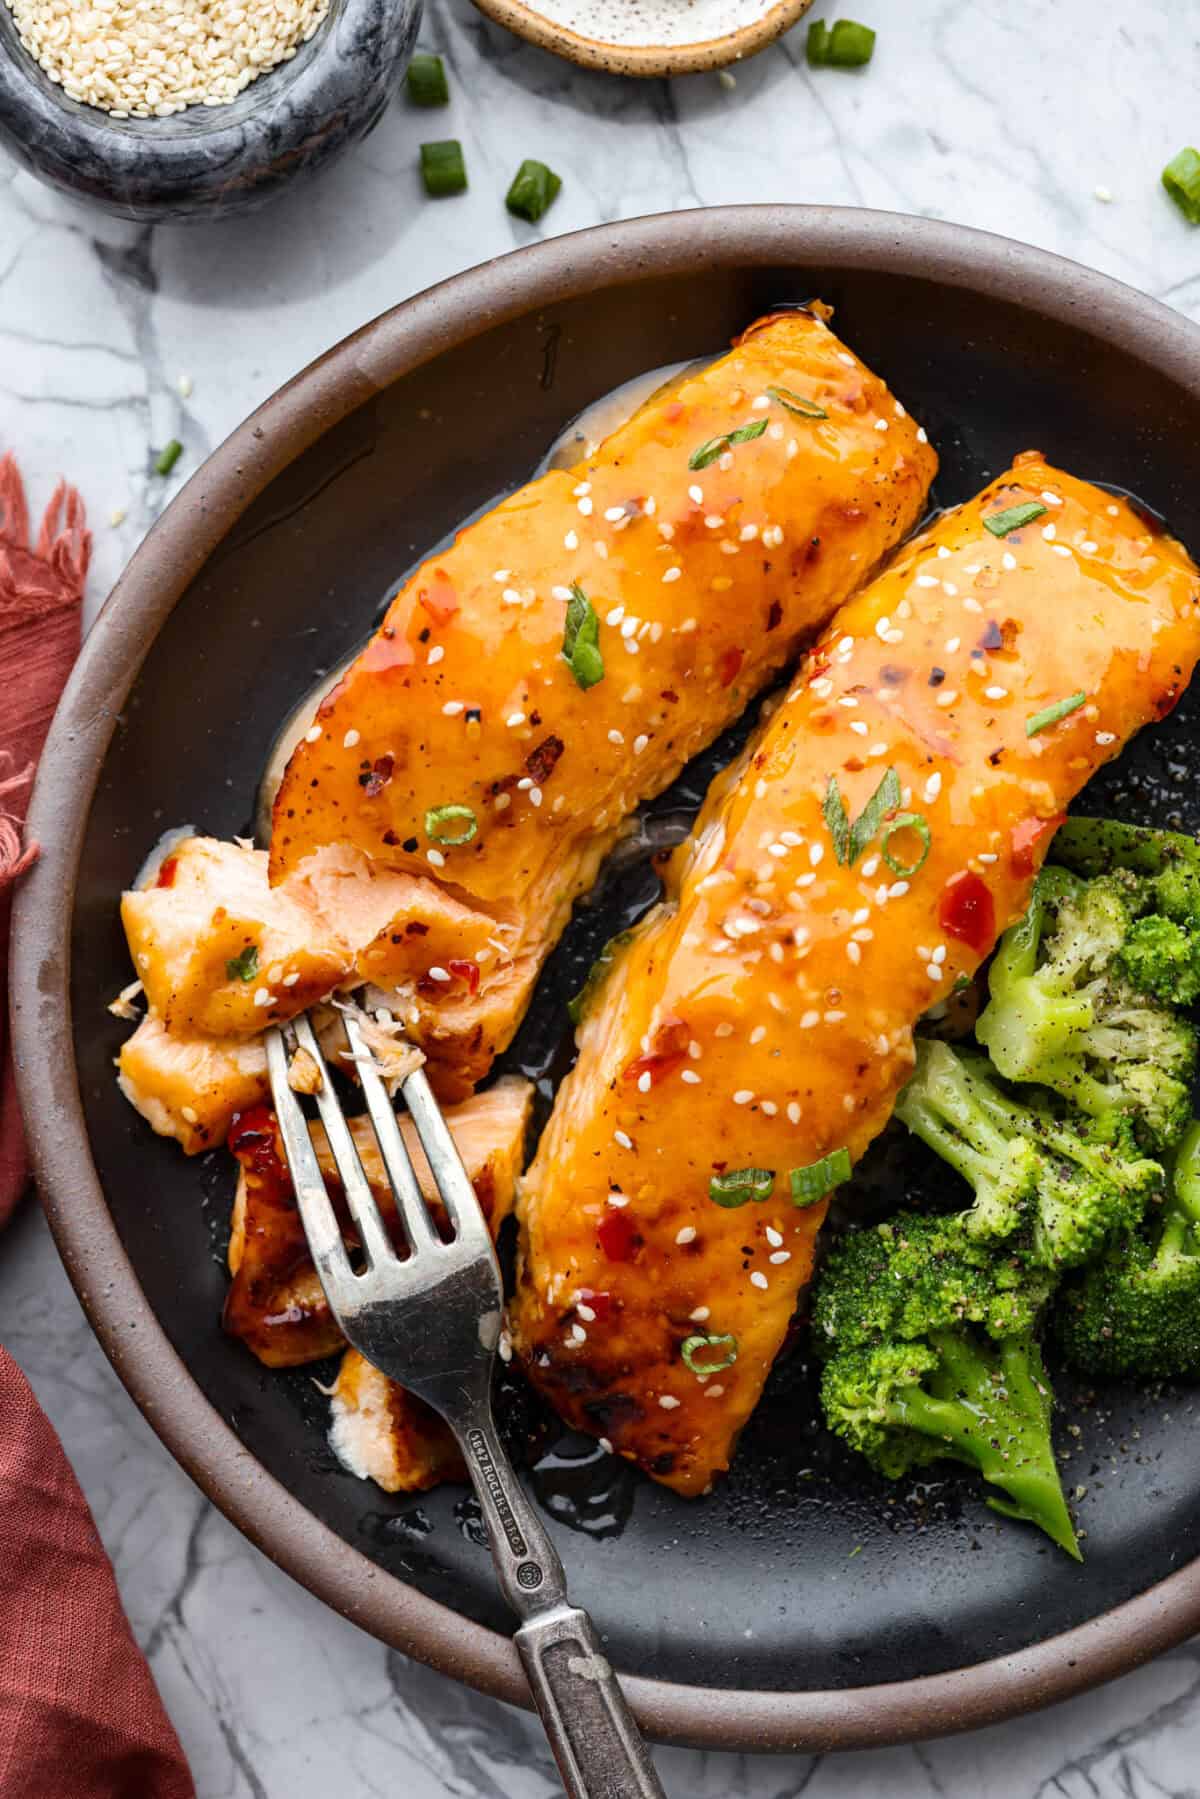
813 1215 1078 1557
1117 914 1200 1006
976 866 1198 1152
811 1208 1055 1348
1055 1119 1200 1380
895 1040 1163 1271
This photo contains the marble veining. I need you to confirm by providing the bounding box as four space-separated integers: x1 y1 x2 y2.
3 0 1200 1789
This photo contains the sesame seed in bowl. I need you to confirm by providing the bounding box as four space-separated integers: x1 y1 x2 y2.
0 0 419 218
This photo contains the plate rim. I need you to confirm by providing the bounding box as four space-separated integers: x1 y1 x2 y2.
14 203 1200 1753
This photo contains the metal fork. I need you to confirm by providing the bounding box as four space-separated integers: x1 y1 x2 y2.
265 1013 666 1799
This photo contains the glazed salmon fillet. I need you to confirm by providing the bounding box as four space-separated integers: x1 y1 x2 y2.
511 454 1200 1497
266 309 937 1095
118 1011 269 1154
224 1075 533 1367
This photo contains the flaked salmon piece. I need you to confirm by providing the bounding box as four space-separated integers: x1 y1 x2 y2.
224 1075 533 1367
121 836 353 1039
512 456 1200 1497
266 310 937 1091
329 1351 464 1493
118 1009 269 1154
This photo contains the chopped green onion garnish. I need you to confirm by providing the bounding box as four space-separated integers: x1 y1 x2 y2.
154 439 182 477
825 767 901 866
681 1332 738 1375
790 1147 851 1207
879 811 931 877
225 945 259 982
567 930 632 1025
823 775 850 865
848 766 901 863
562 583 604 689
1162 147 1200 224
506 159 562 223
1026 690 1087 738
688 418 768 471
807 17 875 66
420 139 467 197
983 500 1046 538
425 802 477 844
406 52 449 105
767 384 828 420
708 1167 775 1208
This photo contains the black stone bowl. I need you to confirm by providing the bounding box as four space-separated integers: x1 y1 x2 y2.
0 0 420 220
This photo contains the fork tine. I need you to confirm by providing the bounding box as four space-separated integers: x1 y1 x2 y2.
400 1065 494 1250
340 1013 440 1255
265 1027 356 1295
292 1015 402 1271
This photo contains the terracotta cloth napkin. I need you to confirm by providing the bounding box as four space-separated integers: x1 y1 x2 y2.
0 455 195 1797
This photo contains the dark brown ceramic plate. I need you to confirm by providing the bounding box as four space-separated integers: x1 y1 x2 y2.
14 207 1200 1753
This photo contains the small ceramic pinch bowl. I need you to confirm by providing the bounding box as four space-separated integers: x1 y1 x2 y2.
0 0 420 221
469 0 811 78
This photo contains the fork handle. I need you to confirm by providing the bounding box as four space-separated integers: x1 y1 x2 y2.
516 1605 665 1799
454 1417 665 1799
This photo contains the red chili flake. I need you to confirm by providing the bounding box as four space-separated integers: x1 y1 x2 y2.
155 854 178 888
664 401 684 424
576 1288 614 1321
766 600 783 631
525 735 564 785
937 871 996 956
1010 813 1065 877
622 1017 689 1087
447 958 480 994
623 1047 687 1087
718 646 743 688
361 753 394 798
417 569 459 625
597 1210 639 1263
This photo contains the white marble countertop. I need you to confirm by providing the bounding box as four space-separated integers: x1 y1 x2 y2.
4 0 1200 1790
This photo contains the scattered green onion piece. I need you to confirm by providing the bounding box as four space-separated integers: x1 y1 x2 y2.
1162 147 1200 224
225 945 259 982
708 1167 775 1208
790 1147 852 1208
420 139 467 197
425 802 478 845
807 17 875 67
681 1332 738 1375
406 52 449 106
826 18 875 65
983 500 1046 538
848 766 901 863
562 583 604 689
879 810 931 877
766 384 828 420
506 159 562 223
805 19 829 63
1025 690 1088 738
823 775 850 865
154 439 182 477
688 418 767 471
